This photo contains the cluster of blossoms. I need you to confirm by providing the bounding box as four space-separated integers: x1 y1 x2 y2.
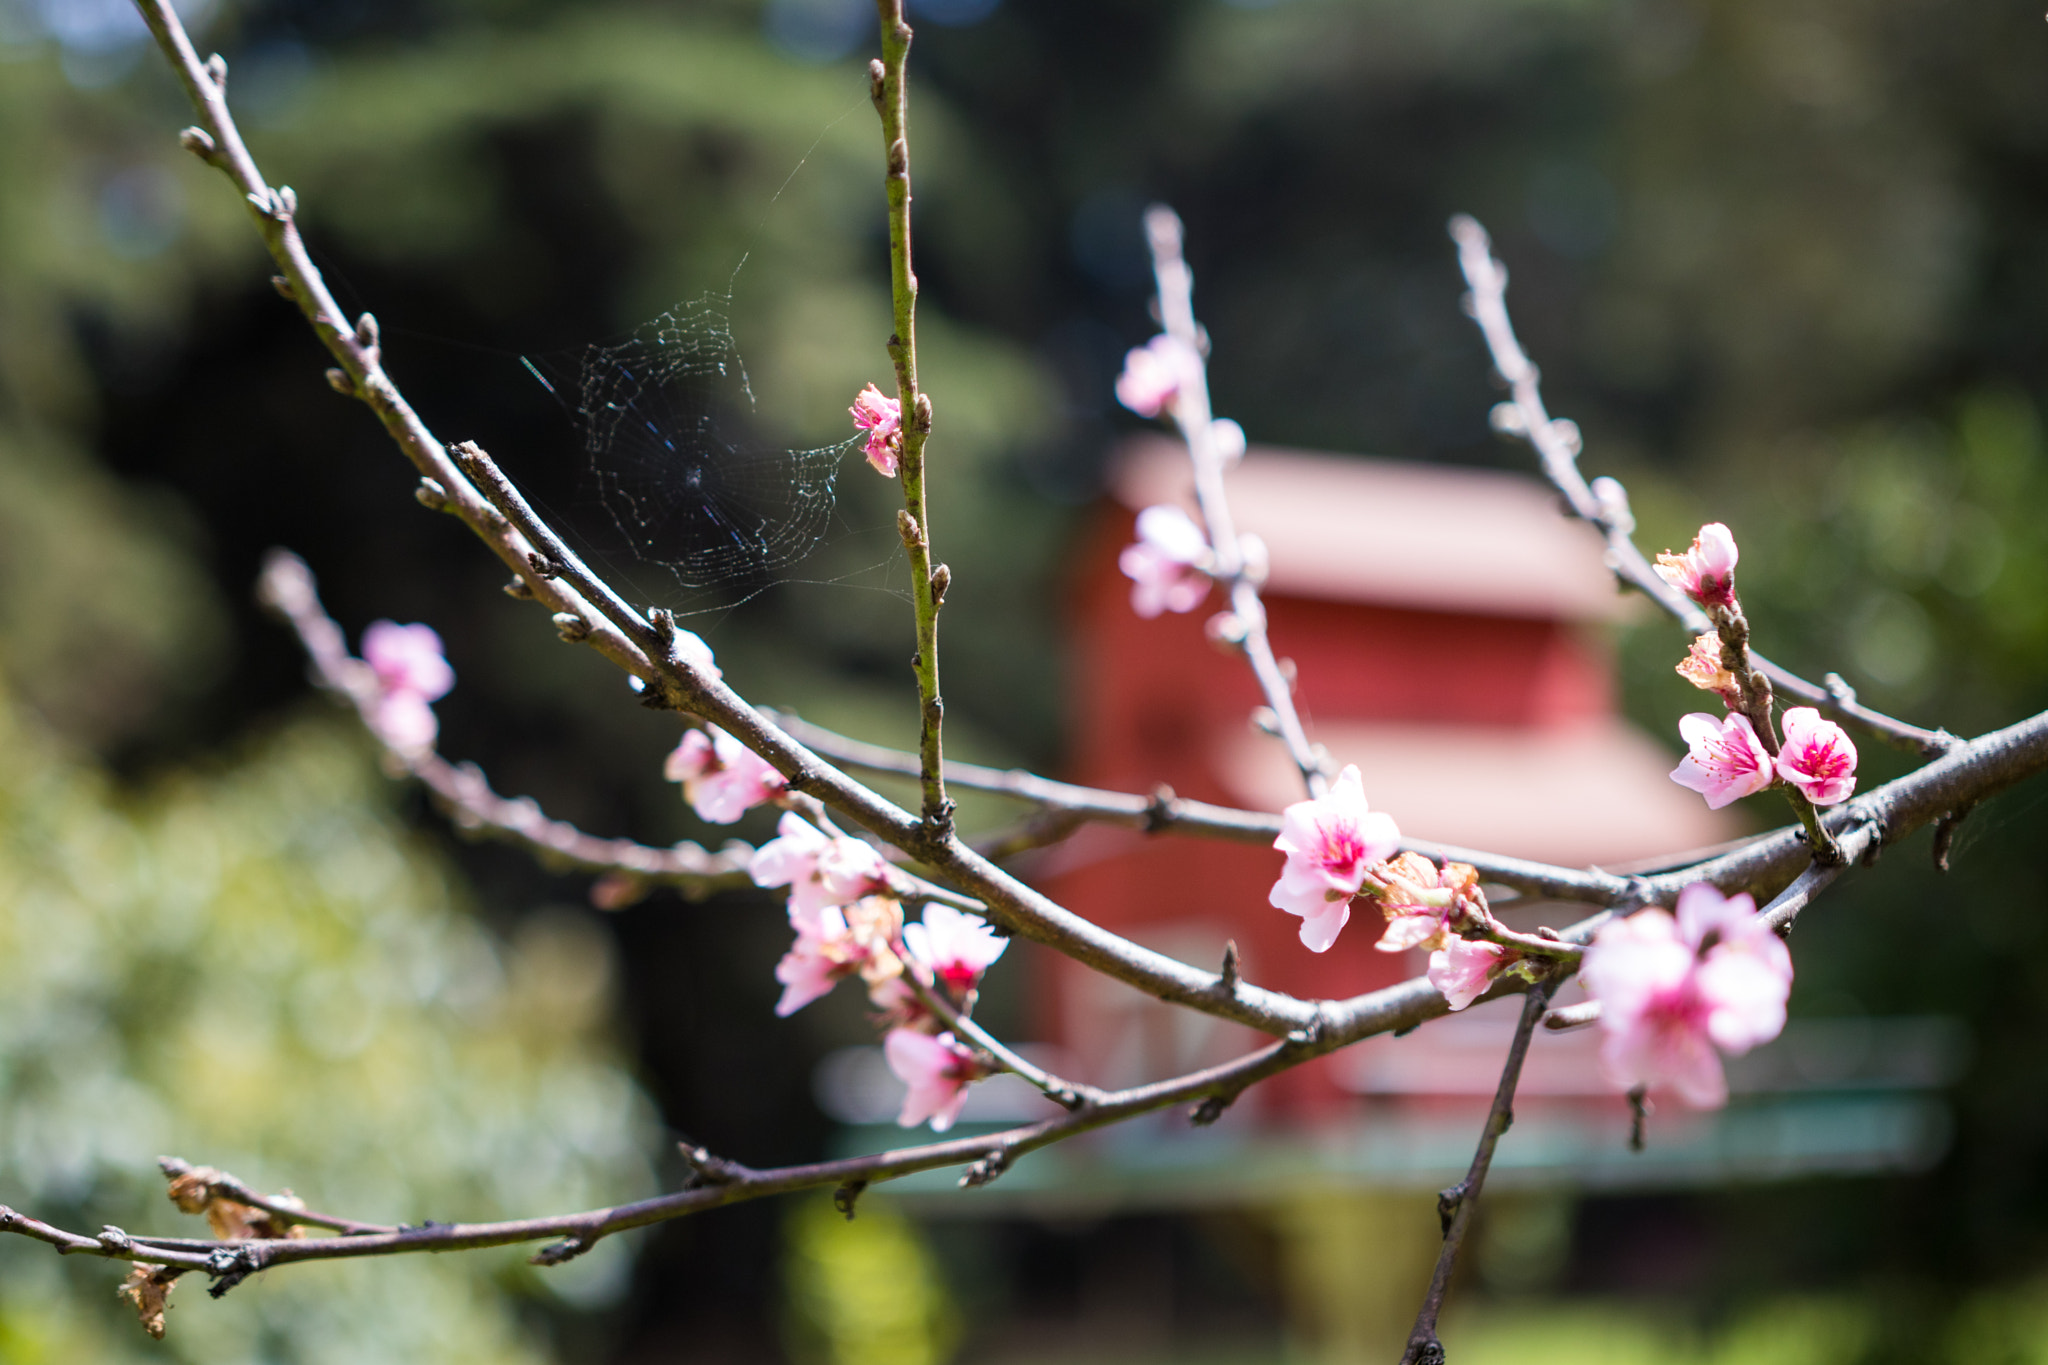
1579 884 1793 1108
850 384 903 478
360 620 455 754
1658 524 1859 810
751 812 1009 1131
1265 768 1793 1111
1267 767 1531 1008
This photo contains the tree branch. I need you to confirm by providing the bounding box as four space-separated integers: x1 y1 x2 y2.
1399 980 1554 1364
1144 205 1329 799
1447 213 1958 760
257 550 755 899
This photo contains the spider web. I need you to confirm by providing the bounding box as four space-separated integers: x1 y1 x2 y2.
540 293 859 593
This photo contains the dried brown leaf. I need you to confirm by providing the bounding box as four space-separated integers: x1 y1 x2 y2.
118 1266 181 1340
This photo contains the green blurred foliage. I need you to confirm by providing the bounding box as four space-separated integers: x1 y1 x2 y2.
0 671 656 1359
780 1196 959 1365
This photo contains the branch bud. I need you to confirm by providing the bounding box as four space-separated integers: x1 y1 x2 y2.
178 126 215 160
270 274 294 301
528 551 558 579
413 478 449 511
354 312 380 351
929 563 950 605
913 392 932 432
324 368 353 396
204 53 227 89
868 59 886 105
503 576 535 600
276 185 298 218
552 612 591 642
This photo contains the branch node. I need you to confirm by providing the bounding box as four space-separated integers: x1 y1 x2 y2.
324 367 354 396
414 478 449 512
959 1148 1011 1189
832 1181 866 1220
97 1225 134 1253
868 59 885 105
1435 1182 1467 1237
1933 801 1977 873
896 508 923 548
502 576 534 600
204 52 227 88
528 551 559 579
1189 1093 1235 1127
1218 938 1239 994
678 1143 746 1190
269 273 294 301
929 563 950 605
1142 783 1177 834
204 1245 258 1298
276 185 298 218
178 126 216 160
552 612 592 643
354 312 380 354
530 1236 595 1267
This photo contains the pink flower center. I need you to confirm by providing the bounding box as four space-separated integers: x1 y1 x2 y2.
1703 732 1760 775
1314 819 1370 882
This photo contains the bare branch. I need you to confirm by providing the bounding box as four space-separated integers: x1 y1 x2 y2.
1400 981 1554 1364
1144 204 1330 799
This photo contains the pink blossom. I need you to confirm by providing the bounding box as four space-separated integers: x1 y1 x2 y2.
369 691 439 753
749 812 892 915
1118 505 1211 618
363 621 455 701
850 383 903 477
360 620 454 752
1428 936 1508 1011
902 903 1009 995
1653 523 1739 609
1579 883 1792 1108
1269 765 1402 953
663 725 786 824
866 976 937 1033
773 895 905 1017
1775 707 1858 806
885 1028 988 1131
1670 711 1775 809
1115 335 1194 418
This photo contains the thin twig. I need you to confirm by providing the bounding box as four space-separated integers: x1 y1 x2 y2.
1144 206 1329 799
900 973 1102 1111
1447 214 1958 760
258 551 756 898
1400 979 1554 1364
154 1158 397 1237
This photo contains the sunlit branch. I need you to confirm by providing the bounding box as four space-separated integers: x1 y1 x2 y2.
1448 213 1958 760
1144 205 1330 800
